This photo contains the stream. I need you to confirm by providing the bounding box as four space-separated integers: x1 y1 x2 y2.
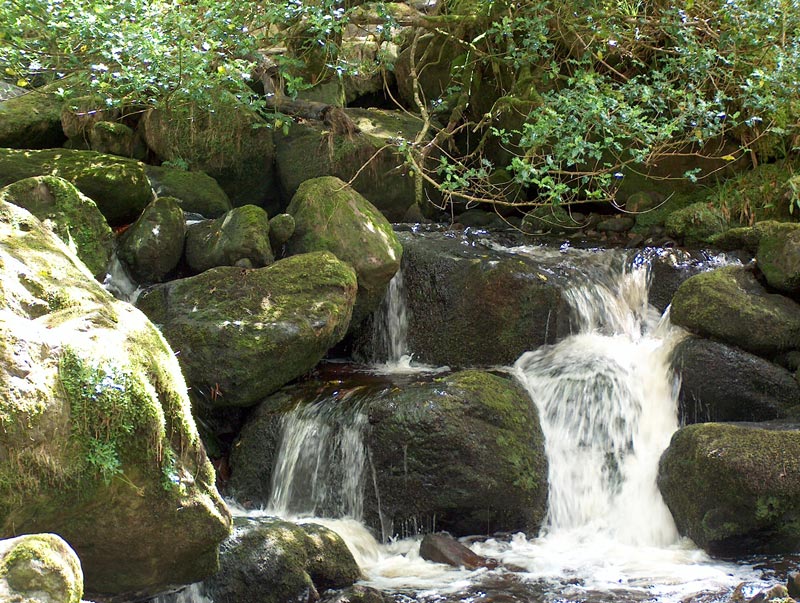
152 236 785 603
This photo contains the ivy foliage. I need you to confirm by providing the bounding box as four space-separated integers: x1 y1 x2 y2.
1 0 799 207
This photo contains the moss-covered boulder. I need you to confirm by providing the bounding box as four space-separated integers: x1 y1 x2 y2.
274 108 439 220
0 534 83 603
665 202 729 244
0 91 66 149
673 337 800 424
287 177 401 321
137 252 358 407
366 370 548 537
0 148 154 225
203 517 360 603
268 213 295 252
0 201 231 597
757 222 800 294
671 265 800 357
185 205 273 274
658 422 800 555
87 121 146 160
146 165 232 218
0 175 113 278
141 102 276 210
60 95 120 140
351 230 567 368
117 196 186 283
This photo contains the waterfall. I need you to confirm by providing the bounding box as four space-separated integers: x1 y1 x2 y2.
515 254 682 546
268 399 368 520
102 252 141 303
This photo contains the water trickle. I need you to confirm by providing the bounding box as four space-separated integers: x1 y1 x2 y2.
102 253 141 303
268 399 368 520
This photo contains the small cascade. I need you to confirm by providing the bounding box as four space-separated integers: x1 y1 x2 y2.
268 399 368 520
515 255 681 546
102 252 141 303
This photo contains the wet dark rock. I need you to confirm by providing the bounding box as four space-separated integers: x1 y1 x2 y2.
673 337 800 423
118 196 186 283
787 571 800 598
596 216 635 233
203 517 360 603
321 585 387 603
658 422 800 556
365 370 548 538
419 533 496 570
352 230 569 368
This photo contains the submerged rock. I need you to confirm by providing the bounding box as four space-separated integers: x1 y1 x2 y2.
671 265 800 357
287 177 401 322
185 205 273 273
419 533 495 570
0 148 154 225
0 201 231 597
203 517 360 603
0 175 113 278
0 533 83 603
117 196 186 283
673 337 800 423
658 422 800 556
137 252 358 407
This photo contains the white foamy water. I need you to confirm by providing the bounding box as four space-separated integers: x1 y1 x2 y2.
102 253 142 303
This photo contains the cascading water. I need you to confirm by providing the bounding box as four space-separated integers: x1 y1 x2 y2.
515 255 681 546
268 399 368 520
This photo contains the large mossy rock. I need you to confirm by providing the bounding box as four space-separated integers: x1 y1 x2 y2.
757 222 800 295
185 205 273 274
141 103 276 210
274 108 439 220
0 148 154 225
673 337 800 423
117 196 186 283
0 534 83 603
286 177 401 321
137 252 358 407
664 202 729 244
366 370 548 537
203 517 360 603
0 201 231 597
0 91 66 149
146 165 232 218
0 175 113 278
352 230 568 368
658 422 800 555
671 265 800 357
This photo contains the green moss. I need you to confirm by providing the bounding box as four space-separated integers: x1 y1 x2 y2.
146 164 232 218
0 91 66 149
0 148 153 224
1 535 83 603
665 201 729 244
